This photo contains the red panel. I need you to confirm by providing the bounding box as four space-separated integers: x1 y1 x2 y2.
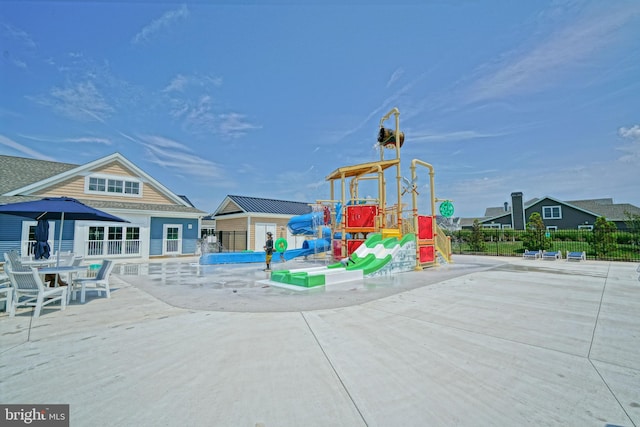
347 240 364 255
418 215 433 239
333 240 342 259
346 205 378 228
419 245 434 263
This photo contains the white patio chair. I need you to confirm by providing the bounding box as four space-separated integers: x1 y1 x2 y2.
72 260 114 304
0 274 13 313
4 250 31 272
5 264 67 318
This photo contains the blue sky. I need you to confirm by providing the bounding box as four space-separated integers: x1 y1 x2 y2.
1 0 639 218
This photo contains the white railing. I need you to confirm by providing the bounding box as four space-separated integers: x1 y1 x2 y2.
86 240 141 257
165 239 179 253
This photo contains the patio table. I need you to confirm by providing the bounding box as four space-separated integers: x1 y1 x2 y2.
36 265 87 303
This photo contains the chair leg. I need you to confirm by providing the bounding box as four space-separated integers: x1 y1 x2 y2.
34 294 44 318
61 289 67 311
9 293 16 317
81 284 87 304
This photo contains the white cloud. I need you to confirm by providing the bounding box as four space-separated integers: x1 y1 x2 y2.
217 113 261 138
2 23 37 49
0 135 55 160
138 134 192 151
163 74 189 93
2 23 36 69
18 134 112 145
410 130 503 143
386 68 404 88
131 4 189 45
137 134 226 181
466 4 640 103
617 124 640 163
31 80 114 122
619 125 640 140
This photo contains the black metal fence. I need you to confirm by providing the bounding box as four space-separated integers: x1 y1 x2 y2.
447 228 640 262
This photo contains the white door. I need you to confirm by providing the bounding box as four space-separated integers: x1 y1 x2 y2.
21 221 55 257
163 224 182 255
254 223 276 252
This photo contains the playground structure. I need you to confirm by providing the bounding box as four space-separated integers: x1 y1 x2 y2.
309 107 452 270
200 107 452 275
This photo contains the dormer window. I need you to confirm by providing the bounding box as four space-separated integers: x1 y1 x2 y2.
86 175 142 197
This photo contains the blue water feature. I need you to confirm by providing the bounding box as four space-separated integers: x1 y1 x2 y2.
199 238 331 265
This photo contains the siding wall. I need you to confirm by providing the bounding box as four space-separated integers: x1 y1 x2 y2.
149 217 199 256
33 161 175 205
216 217 248 232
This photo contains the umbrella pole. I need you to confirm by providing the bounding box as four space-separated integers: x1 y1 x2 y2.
52 212 65 288
57 212 65 268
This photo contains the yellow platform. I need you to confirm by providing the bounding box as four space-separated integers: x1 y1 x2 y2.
381 228 401 239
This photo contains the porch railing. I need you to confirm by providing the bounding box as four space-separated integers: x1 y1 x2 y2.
86 240 141 257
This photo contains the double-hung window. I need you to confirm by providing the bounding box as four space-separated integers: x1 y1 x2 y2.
542 205 562 220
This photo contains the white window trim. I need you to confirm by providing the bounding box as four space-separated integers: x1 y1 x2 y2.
84 173 143 198
546 226 558 231
578 225 593 230
542 205 562 220
163 224 183 255
482 223 501 229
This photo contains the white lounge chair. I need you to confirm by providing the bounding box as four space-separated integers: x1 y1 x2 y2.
542 250 562 260
5 264 67 318
523 250 542 259
566 251 586 261
72 260 114 304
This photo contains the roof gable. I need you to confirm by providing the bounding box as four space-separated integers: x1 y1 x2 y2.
2 152 191 207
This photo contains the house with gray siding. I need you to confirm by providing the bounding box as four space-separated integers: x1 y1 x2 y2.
467 192 640 231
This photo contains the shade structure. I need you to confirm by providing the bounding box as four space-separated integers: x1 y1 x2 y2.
0 197 128 265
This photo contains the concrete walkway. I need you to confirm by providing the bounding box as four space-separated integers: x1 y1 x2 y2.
1 255 639 426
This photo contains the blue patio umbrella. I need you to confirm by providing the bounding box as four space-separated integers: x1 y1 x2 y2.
0 197 128 266
33 218 51 260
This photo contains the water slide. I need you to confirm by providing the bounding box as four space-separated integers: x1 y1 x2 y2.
269 233 414 288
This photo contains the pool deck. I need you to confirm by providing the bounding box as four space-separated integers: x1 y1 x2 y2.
1 255 639 426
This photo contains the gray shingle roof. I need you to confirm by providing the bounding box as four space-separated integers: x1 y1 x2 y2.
0 155 78 194
223 195 312 215
567 200 640 221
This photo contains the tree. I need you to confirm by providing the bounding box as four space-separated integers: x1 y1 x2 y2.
590 216 617 257
624 210 640 246
522 212 551 251
469 219 486 252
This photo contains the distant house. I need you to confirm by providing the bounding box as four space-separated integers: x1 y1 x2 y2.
0 153 205 260
212 195 313 251
464 192 640 231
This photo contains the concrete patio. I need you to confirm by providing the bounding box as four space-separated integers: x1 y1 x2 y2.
1 255 638 426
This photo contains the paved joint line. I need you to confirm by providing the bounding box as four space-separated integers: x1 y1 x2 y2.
585 263 635 427
587 262 610 359
588 359 637 427
300 312 369 427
